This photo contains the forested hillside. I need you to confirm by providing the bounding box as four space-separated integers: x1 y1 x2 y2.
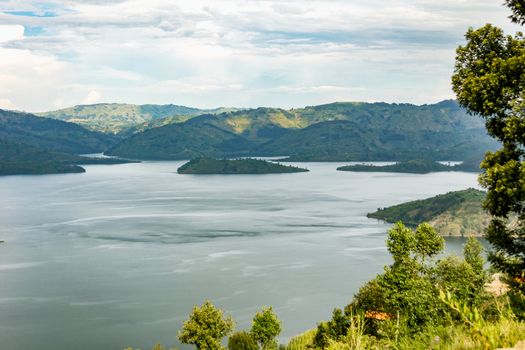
39 104 238 134
367 189 488 236
0 109 117 154
106 100 498 161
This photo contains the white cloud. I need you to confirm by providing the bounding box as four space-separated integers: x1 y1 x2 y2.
0 25 24 43
0 98 17 110
82 90 102 104
0 0 521 111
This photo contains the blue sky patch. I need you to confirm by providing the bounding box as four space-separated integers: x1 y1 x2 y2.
24 26 44 37
5 11 58 17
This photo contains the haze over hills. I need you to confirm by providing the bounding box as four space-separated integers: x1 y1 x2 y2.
106 100 499 161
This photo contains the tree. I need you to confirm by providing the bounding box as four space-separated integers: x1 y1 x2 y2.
178 300 235 350
250 307 282 350
228 331 258 350
451 4 525 288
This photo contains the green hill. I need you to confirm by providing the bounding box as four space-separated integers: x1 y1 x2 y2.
177 157 309 174
367 189 489 236
0 109 117 154
105 122 256 160
106 100 498 161
39 104 239 134
0 109 135 175
337 159 455 173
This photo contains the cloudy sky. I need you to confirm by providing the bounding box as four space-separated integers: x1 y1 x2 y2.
0 0 520 112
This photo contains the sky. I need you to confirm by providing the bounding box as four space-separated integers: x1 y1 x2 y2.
0 0 521 112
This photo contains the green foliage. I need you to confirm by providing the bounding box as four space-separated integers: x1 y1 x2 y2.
177 158 308 174
325 313 369 350
433 255 487 307
337 159 455 174
282 329 316 350
251 307 282 350
451 7 525 286
505 0 525 25
413 223 445 260
351 223 446 332
464 236 485 274
367 189 488 237
178 300 235 350
228 331 258 350
386 222 444 265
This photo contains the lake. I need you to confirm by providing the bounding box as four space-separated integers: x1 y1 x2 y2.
0 161 480 350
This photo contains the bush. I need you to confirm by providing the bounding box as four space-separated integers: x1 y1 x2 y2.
228 331 258 350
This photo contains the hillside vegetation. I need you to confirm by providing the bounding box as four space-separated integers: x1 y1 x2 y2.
0 109 117 154
106 100 499 161
39 103 239 134
177 158 308 174
0 139 85 175
367 189 488 236
106 122 255 160
0 109 135 175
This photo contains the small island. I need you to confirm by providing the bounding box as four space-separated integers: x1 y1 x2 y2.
337 159 455 174
367 188 488 237
177 157 309 174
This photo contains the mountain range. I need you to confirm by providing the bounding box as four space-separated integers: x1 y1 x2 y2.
0 100 500 174
104 100 499 161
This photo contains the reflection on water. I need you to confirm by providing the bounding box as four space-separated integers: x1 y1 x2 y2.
0 161 481 350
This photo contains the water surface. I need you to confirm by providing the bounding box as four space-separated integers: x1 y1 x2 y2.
0 162 480 350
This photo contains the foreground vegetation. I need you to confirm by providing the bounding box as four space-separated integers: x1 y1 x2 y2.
126 224 524 350
177 158 309 174
367 189 488 237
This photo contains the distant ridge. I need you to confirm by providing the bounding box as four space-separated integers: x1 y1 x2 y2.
38 103 240 134
106 100 499 161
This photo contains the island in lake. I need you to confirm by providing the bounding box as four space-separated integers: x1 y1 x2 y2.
367 188 488 237
337 158 480 174
177 157 309 174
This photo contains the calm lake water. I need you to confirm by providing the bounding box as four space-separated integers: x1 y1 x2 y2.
0 161 481 350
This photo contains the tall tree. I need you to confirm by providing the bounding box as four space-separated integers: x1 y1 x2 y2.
250 307 282 350
452 4 525 289
178 300 235 350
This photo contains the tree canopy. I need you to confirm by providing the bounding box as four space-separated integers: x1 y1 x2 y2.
178 300 235 350
452 3 525 288
250 307 282 350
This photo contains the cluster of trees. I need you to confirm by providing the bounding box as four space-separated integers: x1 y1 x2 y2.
310 223 497 348
178 303 282 350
